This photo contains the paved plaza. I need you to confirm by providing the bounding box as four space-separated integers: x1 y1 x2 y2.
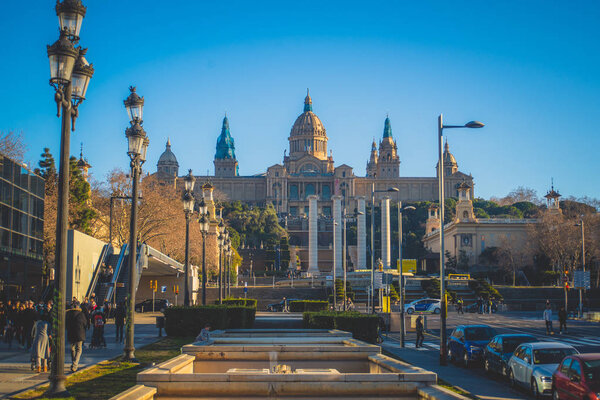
0 313 162 399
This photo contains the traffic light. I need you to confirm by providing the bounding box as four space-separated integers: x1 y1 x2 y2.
149 280 157 292
173 285 179 295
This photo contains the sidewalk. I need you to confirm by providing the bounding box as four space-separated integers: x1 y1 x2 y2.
0 312 162 399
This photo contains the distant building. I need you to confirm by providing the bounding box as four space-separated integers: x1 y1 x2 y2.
422 181 538 272
0 154 45 299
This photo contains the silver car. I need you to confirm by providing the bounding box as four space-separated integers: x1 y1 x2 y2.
508 342 578 397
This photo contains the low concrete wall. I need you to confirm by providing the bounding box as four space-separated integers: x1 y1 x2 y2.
204 286 327 309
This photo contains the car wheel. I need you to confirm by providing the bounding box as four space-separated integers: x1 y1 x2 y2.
508 369 516 388
463 352 470 368
433 308 441 314
531 379 540 399
484 358 490 374
501 363 507 378
552 387 560 400
407 308 414 315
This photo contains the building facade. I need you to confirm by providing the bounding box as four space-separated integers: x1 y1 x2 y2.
157 91 474 214
0 154 45 298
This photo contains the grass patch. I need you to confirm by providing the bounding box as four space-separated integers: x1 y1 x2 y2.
12 336 193 400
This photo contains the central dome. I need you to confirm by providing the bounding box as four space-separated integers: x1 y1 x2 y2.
290 91 326 138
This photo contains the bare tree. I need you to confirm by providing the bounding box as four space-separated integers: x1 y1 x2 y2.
491 186 541 206
0 131 26 161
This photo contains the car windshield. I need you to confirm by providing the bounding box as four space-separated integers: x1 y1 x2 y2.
533 348 577 365
583 359 600 381
465 327 496 341
503 337 534 353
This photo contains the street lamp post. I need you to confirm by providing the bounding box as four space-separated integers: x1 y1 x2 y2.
182 170 196 306
396 200 415 348
437 114 484 365
123 86 149 362
217 218 225 304
333 221 338 310
575 219 585 318
198 198 209 305
46 0 93 394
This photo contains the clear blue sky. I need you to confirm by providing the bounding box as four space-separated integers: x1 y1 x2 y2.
2 1 599 199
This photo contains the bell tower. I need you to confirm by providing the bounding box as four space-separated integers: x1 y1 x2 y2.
425 204 441 233
455 181 475 221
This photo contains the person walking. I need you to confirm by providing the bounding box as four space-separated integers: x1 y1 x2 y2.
558 306 568 334
114 302 125 343
543 303 554 335
415 316 425 348
66 301 88 372
30 313 51 373
457 298 464 314
91 307 106 348
477 297 483 314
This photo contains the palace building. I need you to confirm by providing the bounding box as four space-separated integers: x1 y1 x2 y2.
156 91 474 216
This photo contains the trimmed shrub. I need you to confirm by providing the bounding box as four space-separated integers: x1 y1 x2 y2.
164 305 256 337
289 300 328 312
221 298 258 308
303 311 380 343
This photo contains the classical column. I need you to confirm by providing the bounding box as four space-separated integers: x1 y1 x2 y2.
381 196 391 269
307 195 319 276
357 196 366 269
332 195 343 276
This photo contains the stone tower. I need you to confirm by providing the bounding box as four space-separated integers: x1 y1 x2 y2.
288 89 329 161
544 183 562 215
214 115 239 177
366 139 378 177
425 204 441 233
455 181 475 222
157 138 179 177
377 116 400 178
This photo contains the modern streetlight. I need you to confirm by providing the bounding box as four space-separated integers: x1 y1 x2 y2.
437 114 484 366
217 218 225 304
332 220 338 310
182 170 196 306
575 219 585 318
123 86 149 362
198 198 209 305
343 209 364 311
47 0 93 395
393 194 416 348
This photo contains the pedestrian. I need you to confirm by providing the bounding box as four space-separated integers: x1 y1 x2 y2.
282 297 289 313
30 312 51 373
114 302 125 343
457 298 464 314
23 301 37 350
197 324 211 342
66 301 88 372
477 297 483 314
488 298 493 315
91 307 106 348
558 306 568 334
415 316 425 348
543 303 554 335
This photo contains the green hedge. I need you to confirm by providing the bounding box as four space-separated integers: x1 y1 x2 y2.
289 300 328 312
303 311 379 343
219 298 258 308
164 305 256 337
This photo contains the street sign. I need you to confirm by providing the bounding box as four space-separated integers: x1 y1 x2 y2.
161 285 167 293
574 270 591 290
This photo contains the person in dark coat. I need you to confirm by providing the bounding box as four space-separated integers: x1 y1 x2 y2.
31 313 51 373
114 302 126 343
66 301 87 372
415 316 425 348
22 302 37 350
558 306 568 334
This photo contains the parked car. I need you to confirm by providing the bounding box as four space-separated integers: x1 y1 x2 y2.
483 334 537 377
552 353 600 400
405 298 441 314
135 299 172 313
266 298 300 312
448 325 497 368
508 342 578 398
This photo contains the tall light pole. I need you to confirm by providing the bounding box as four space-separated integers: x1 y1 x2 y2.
437 114 484 365
182 170 196 306
333 220 338 310
396 198 415 348
217 217 225 304
198 202 209 305
123 86 149 362
46 0 93 394
575 219 585 318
